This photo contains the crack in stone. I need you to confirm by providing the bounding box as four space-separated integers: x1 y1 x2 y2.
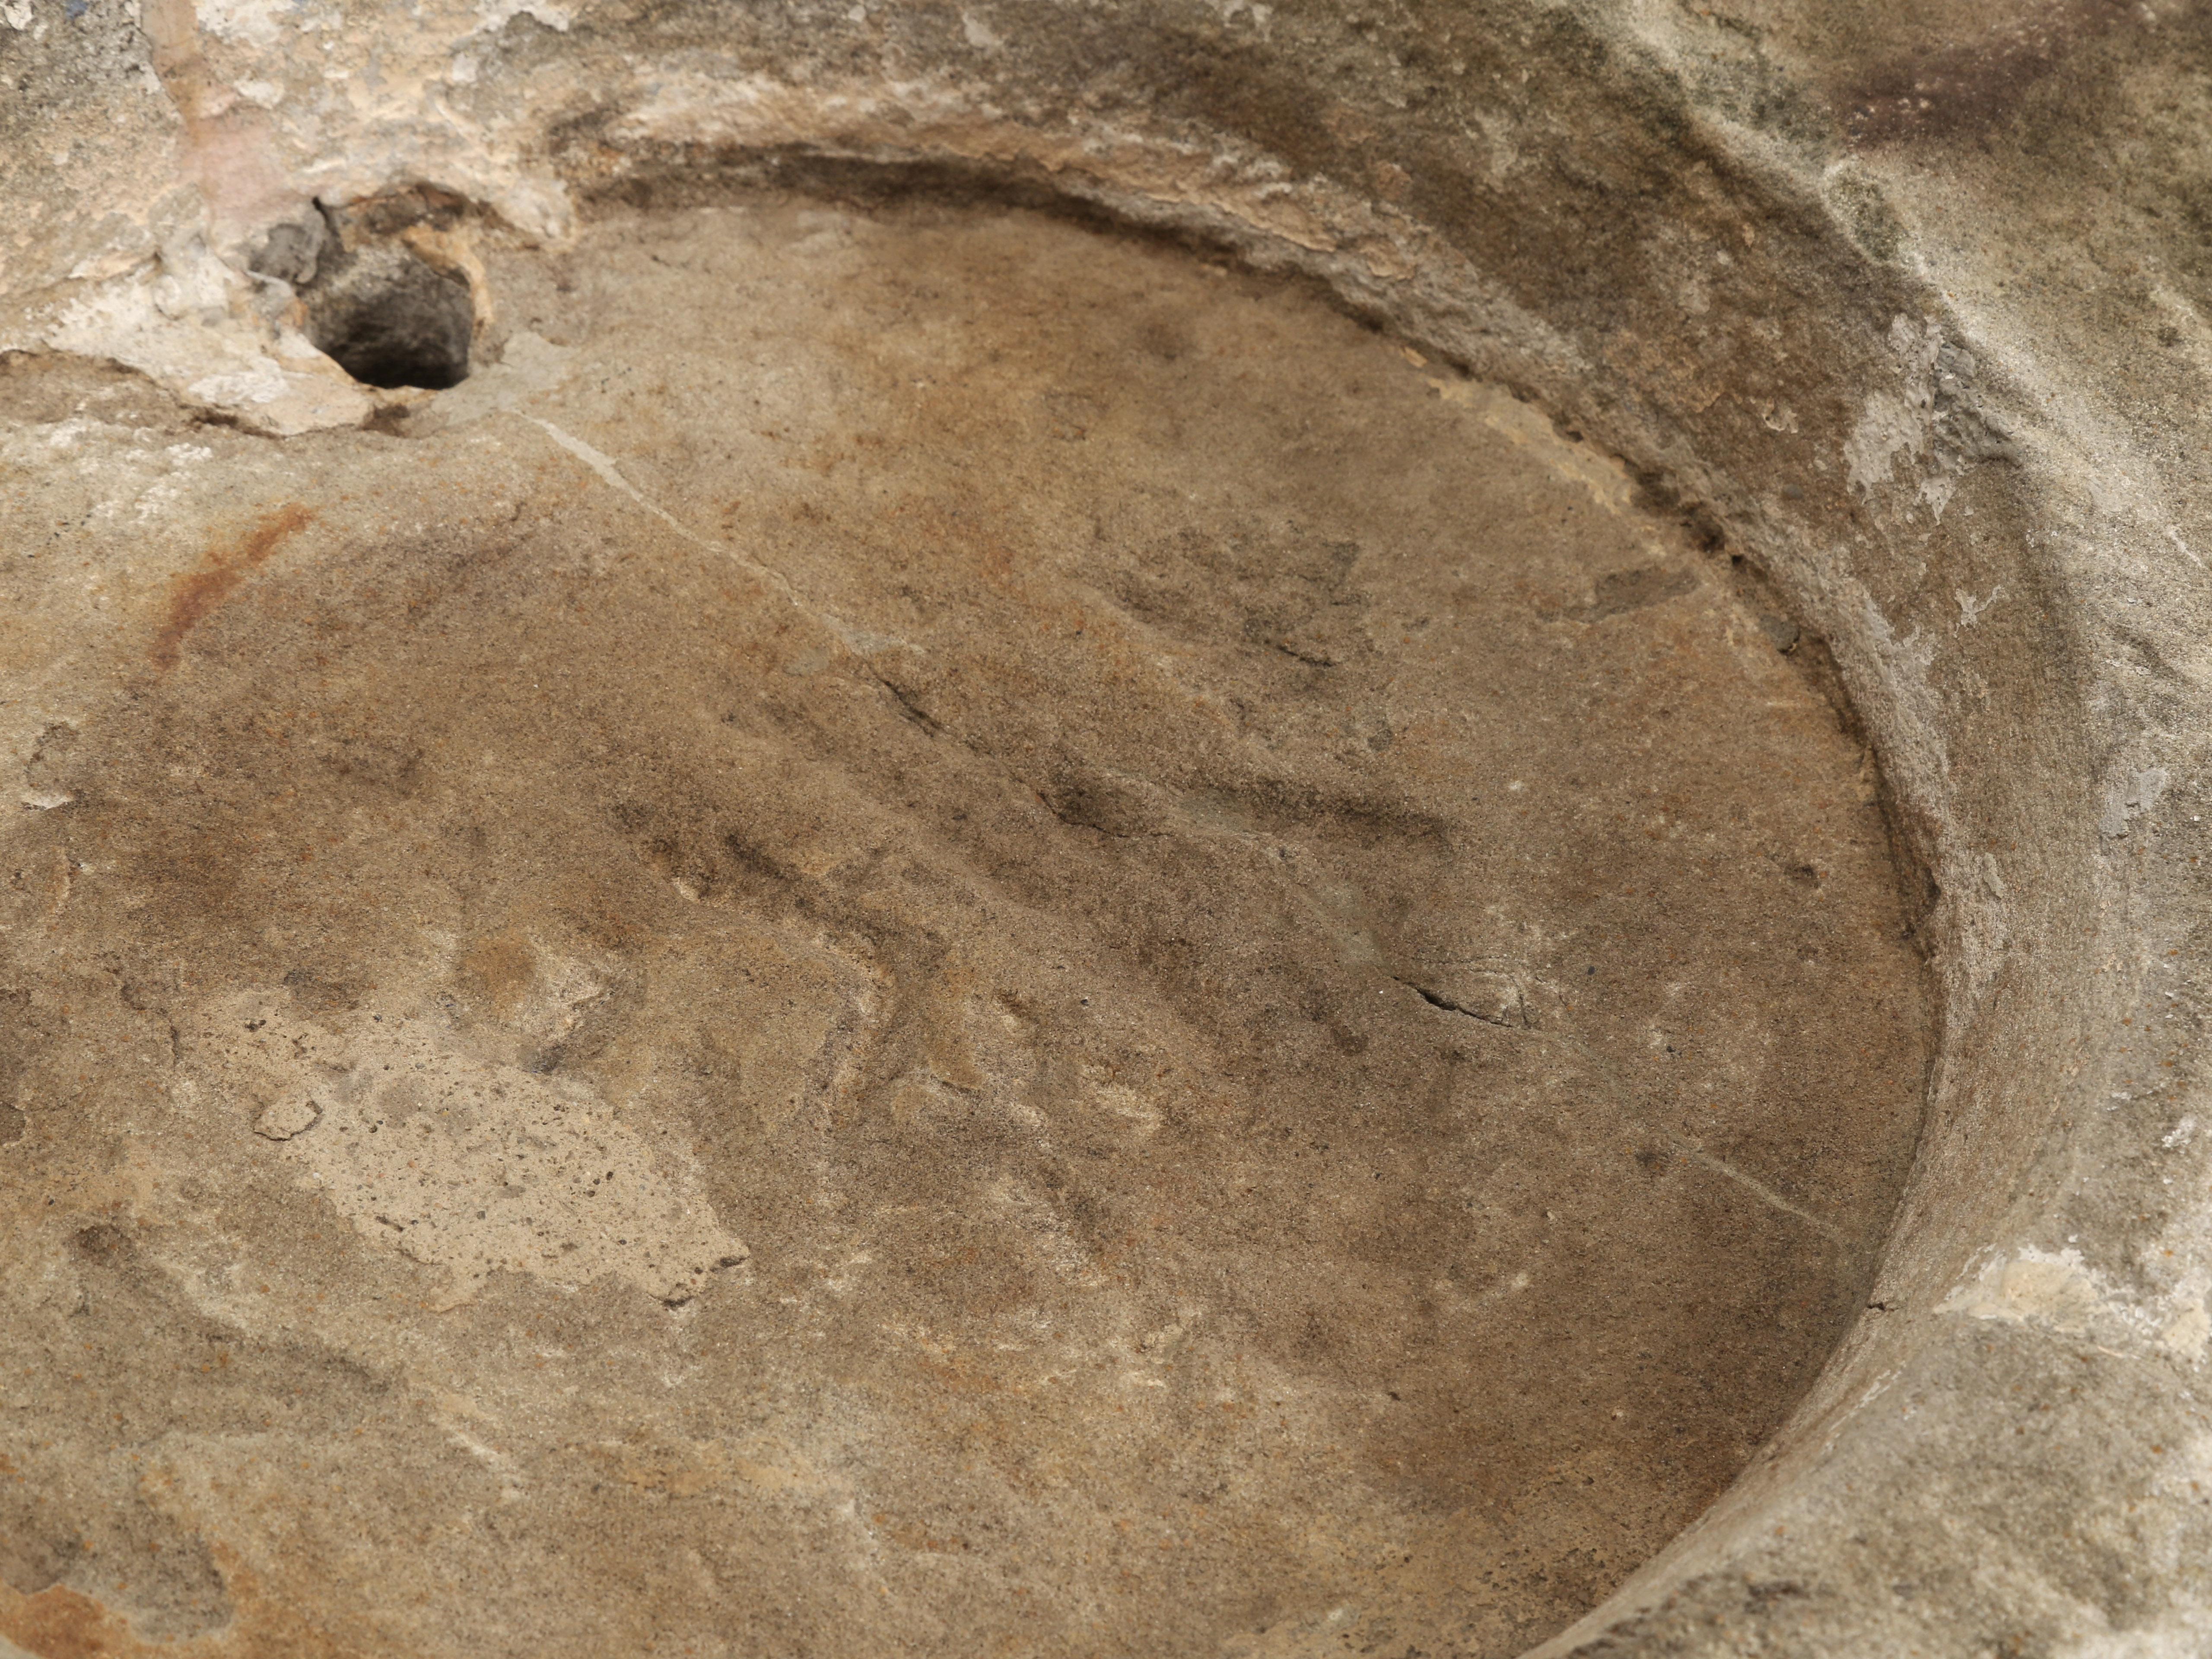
1392 973 1519 1027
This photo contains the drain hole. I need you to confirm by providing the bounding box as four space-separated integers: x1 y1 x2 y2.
305 245 474 391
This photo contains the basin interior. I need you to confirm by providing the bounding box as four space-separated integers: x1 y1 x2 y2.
0 196 1932 1659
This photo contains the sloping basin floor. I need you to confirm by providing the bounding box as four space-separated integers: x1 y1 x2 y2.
0 196 1931 1659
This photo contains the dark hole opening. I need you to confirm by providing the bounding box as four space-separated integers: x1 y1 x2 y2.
305 246 474 391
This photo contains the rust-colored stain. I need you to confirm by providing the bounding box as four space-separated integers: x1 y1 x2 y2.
149 504 315 671
0 1554 360 1659
0 1586 119 1659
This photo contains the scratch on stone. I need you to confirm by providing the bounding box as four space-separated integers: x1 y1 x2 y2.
1669 1135 1846 1244
522 415 919 657
445 1427 509 1467
1441 1027 1840 1244
526 416 720 547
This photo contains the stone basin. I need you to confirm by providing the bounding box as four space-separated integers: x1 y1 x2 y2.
3 3 2210 1656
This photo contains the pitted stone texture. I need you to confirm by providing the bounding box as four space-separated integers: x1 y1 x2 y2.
0 201 1928 1658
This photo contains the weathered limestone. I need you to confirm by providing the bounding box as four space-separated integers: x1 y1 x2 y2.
4 1 2211 1655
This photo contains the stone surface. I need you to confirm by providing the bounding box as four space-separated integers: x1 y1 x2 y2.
8 0 2212 1654
0 199 1926 1657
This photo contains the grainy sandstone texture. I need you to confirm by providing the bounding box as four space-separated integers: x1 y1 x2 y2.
4 1 2212 1656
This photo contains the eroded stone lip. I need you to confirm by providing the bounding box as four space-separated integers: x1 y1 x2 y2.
5 0 2210 1653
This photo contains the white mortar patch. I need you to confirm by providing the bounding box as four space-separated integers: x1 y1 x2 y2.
476 0 572 32
194 0 286 47
1940 1247 2107 1334
190 997 746 1309
1940 1243 2210 1362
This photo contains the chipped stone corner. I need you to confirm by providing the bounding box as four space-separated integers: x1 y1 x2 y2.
25 238 375 435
